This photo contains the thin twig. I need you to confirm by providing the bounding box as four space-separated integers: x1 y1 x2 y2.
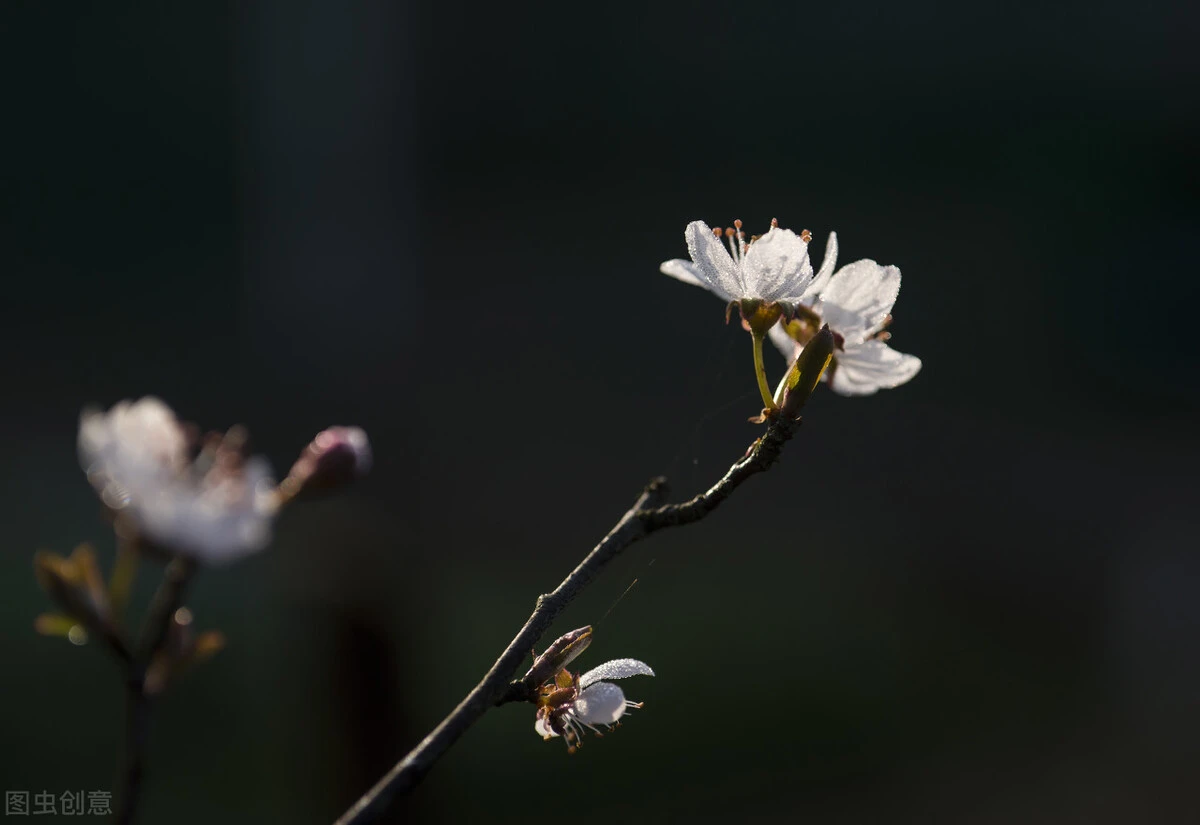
136 557 195 661
334 415 799 825
113 557 195 825
638 412 798 530
116 678 150 825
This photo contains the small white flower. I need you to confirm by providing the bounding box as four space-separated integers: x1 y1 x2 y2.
660 219 822 307
78 397 279 563
534 657 654 752
768 239 921 396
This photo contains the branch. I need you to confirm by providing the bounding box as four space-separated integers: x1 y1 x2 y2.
333 415 800 825
638 413 798 530
114 556 195 825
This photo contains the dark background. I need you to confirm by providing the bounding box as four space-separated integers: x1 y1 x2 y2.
3 1 1198 822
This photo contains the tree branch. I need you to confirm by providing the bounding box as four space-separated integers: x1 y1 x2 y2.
333 415 800 825
114 556 195 825
638 414 798 530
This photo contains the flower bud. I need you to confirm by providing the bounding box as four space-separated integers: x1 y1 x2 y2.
33 545 111 631
279 426 372 501
775 325 835 417
522 626 593 689
32 545 126 655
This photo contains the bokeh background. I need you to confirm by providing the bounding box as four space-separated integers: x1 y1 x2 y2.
3 1 1198 822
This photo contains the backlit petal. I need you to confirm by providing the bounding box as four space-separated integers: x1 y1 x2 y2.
767 322 801 362
579 658 655 689
818 260 901 343
572 682 628 726
802 231 838 300
535 715 559 739
659 258 717 294
741 227 813 303
684 220 743 300
830 340 922 396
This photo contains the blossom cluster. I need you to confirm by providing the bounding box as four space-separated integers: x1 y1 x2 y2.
534 654 654 753
661 219 920 396
78 398 278 563
76 397 370 564
38 211 920 779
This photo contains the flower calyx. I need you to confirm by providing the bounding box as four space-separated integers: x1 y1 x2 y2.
730 298 785 337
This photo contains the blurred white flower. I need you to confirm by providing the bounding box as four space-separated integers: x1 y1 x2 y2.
78 397 279 563
534 657 654 752
769 245 921 396
660 218 822 307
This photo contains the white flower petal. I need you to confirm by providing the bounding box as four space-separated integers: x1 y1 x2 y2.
572 682 629 726
830 340 922 396
535 715 558 739
817 260 901 343
146 456 277 563
802 231 838 301
579 658 655 689
684 220 744 301
741 227 813 303
659 258 714 294
78 398 277 564
767 322 800 363
79 397 188 478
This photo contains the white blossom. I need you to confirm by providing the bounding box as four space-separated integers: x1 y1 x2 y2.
78 397 279 563
659 219 820 305
769 240 921 396
534 657 654 751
